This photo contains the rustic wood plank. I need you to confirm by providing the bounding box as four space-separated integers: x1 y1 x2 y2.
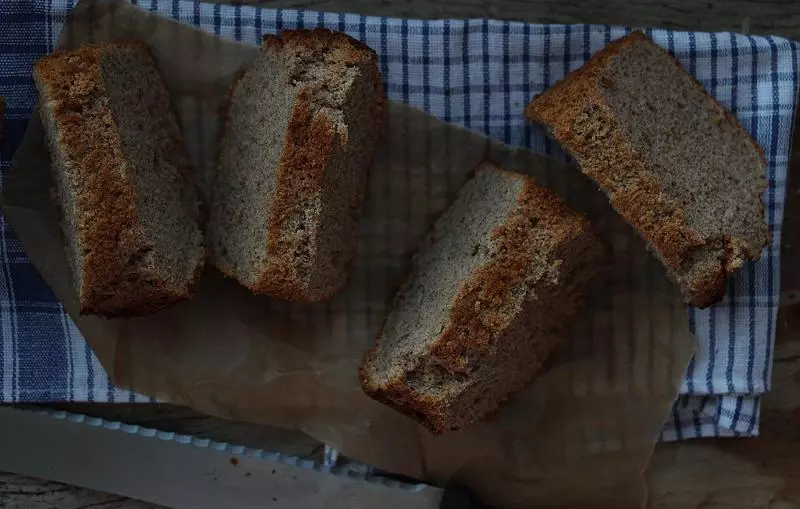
229 0 800 37
0 473 161 509
646 333 800 508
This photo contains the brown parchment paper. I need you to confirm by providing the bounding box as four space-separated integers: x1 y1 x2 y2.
2 1 695 507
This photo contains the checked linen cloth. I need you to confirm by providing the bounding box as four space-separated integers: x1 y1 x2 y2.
1 0 799 439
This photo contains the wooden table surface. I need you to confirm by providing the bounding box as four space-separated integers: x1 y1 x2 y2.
5 0 800 507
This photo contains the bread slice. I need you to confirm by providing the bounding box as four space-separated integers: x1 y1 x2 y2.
209 29 386 303
359 163 602 434
525 31 769 308
33 41 204 317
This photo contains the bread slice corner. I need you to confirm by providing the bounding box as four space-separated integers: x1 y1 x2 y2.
34 40 204 317
360 163 602 434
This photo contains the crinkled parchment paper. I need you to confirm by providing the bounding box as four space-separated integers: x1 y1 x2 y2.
2 1 694 507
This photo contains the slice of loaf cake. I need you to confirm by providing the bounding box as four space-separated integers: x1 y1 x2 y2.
209 29 386 303
525 31 769 308
359 163 602 434
33 41 204 317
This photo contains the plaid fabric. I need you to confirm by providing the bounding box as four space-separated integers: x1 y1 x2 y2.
1 0 798 438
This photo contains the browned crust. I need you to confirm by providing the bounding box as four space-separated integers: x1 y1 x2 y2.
33 41 200 317
525 31 768 308
430 168 592 374
253 94 339 301
267 28 380 60
359 347 451 434
246 29 385 302
359 165 601 434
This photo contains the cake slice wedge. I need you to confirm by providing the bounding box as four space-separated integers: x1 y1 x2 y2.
525 31 769 308
208 29 386 303
33 41 204 317
359 163 602 434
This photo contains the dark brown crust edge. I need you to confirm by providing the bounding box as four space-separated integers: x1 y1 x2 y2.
430 167 592 374
251 92 339 302
247 29 386 303
525 31 769 308
359 346 452 435
359 165 602 434
33 41 203 318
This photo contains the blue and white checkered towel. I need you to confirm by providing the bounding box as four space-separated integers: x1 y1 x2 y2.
1 0 798 438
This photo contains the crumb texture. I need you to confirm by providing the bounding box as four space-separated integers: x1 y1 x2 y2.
33 41 204 317
360 164 602 434
525 32 769 308
209 29 386 302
